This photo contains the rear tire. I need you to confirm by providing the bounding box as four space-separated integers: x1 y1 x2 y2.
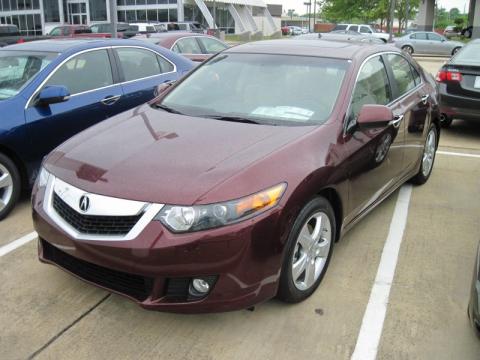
402 45 414 55
0 153 21 220
440 113 453 128
277 196 336 303
411 124 437 185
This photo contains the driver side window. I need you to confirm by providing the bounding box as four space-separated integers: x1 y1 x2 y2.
350 56 392 121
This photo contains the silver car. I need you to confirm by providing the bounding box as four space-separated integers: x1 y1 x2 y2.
394 31 463 56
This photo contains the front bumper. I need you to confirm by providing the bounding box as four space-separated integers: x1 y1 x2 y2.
32 180 287 313
438 85 480 122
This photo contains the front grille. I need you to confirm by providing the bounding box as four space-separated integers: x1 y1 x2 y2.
41 239 153 301
52 192 142 236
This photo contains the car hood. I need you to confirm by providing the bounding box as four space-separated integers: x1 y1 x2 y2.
46 104 313 205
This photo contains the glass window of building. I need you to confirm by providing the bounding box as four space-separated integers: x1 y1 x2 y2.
89 0 107 21
44 0 60 22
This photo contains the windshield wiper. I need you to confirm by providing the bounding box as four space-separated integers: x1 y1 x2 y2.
202 115 261 124
154 103 183 114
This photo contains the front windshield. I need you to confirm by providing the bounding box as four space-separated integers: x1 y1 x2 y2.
0 51 57 100
160 53 349 126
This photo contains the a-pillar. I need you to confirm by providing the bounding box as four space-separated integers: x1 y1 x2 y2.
415 0 435 31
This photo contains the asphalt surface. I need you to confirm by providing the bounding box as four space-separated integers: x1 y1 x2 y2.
1 58 480 360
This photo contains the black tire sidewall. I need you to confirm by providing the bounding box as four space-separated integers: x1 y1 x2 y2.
277 196 336 303
411 124 437 185
403 46 413 54
0 153 21 220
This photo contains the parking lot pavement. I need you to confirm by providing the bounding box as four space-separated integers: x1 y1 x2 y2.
1 57 480 358
414 56 448 76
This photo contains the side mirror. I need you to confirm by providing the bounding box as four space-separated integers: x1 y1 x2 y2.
154 80 175 96
37 85 70 106
357 104 393 127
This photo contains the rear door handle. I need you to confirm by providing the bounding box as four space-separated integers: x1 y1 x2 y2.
101 95 121 106
389 114 404 128
421 94 429 105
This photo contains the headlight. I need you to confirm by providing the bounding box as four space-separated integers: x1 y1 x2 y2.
156 183 287 233
37 166 50 188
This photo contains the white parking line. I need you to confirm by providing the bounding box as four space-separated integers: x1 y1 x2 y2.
0 231 37 257
437 150 480 159
351 185 413 360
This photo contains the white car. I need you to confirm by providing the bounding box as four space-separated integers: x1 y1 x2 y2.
333 24 390 42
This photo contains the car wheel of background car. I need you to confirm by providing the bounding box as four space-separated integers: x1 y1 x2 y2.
277 196 335 303
402 45 414 55
452 47 461 55
440 113 453 128
410 124 438 185
0 153 21 220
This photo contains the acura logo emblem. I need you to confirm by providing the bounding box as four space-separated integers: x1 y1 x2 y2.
79 195 90 212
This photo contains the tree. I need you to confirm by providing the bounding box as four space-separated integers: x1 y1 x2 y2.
449 7 460 19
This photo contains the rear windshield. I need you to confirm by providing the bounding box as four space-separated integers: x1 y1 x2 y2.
451 43 480 66
161 53 349 126
0 51 58 100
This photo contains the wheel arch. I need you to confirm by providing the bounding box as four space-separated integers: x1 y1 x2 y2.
317 187 343 242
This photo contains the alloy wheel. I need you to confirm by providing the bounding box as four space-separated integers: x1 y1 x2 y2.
291 211 332 291
0 163 13 212
422 128 436 177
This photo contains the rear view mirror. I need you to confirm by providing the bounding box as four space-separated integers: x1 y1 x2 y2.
357 104 393 127
37 85 70 106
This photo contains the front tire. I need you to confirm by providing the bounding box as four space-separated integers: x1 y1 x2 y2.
0 153 20 220
452 47 461 55
411 124 437 185
277 196 336 303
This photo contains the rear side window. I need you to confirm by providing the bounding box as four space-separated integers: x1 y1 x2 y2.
174 37 202 54
349 25 358 32
333 24 347 31
350 56 392 119
199 37 228 54
45 49 113 95
386 54 416 96
411 32 427 40
116 47 171 81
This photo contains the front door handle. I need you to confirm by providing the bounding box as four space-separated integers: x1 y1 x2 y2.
421 94 429 105
389 114 404 128
101 95 121 106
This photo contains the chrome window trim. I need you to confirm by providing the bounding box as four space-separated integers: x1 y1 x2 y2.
43 175 164 242
343 51 424 133
25 45 177 110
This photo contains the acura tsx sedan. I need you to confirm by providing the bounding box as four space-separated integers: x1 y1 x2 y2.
32 40 440 313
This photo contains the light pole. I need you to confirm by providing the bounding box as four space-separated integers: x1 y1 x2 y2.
109 0 117 38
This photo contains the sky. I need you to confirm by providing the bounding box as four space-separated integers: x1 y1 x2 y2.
273 0 470 17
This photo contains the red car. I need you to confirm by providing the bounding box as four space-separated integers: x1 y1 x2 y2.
133 32 228 62
32 40 439 313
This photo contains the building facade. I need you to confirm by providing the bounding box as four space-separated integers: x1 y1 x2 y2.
0 0 279 36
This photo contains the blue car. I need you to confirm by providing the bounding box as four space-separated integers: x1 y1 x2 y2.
0 38 194 219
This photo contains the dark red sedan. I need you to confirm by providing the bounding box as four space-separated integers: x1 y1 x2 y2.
133 32 229 62
32 40 439 313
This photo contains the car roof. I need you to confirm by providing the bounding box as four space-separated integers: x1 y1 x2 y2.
225 39 394 60
1 38 157 53
142 32 205 40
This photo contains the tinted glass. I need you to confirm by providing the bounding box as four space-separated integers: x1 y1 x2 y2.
333 24 347 30
360 26 371 33
116 47 163 81
49 27 62 36
387 54 416 96
161 54 349 126
175 37 202 54
411 32 427 40
0 51 57 100
349 25 358 32
428 33 442 41
199 37 228 54
45 50 113 95
350 56 391 119
451 43 480 65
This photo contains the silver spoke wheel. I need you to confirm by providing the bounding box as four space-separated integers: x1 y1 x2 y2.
0 163 13 212
422 128 436 177
291 211 332 291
